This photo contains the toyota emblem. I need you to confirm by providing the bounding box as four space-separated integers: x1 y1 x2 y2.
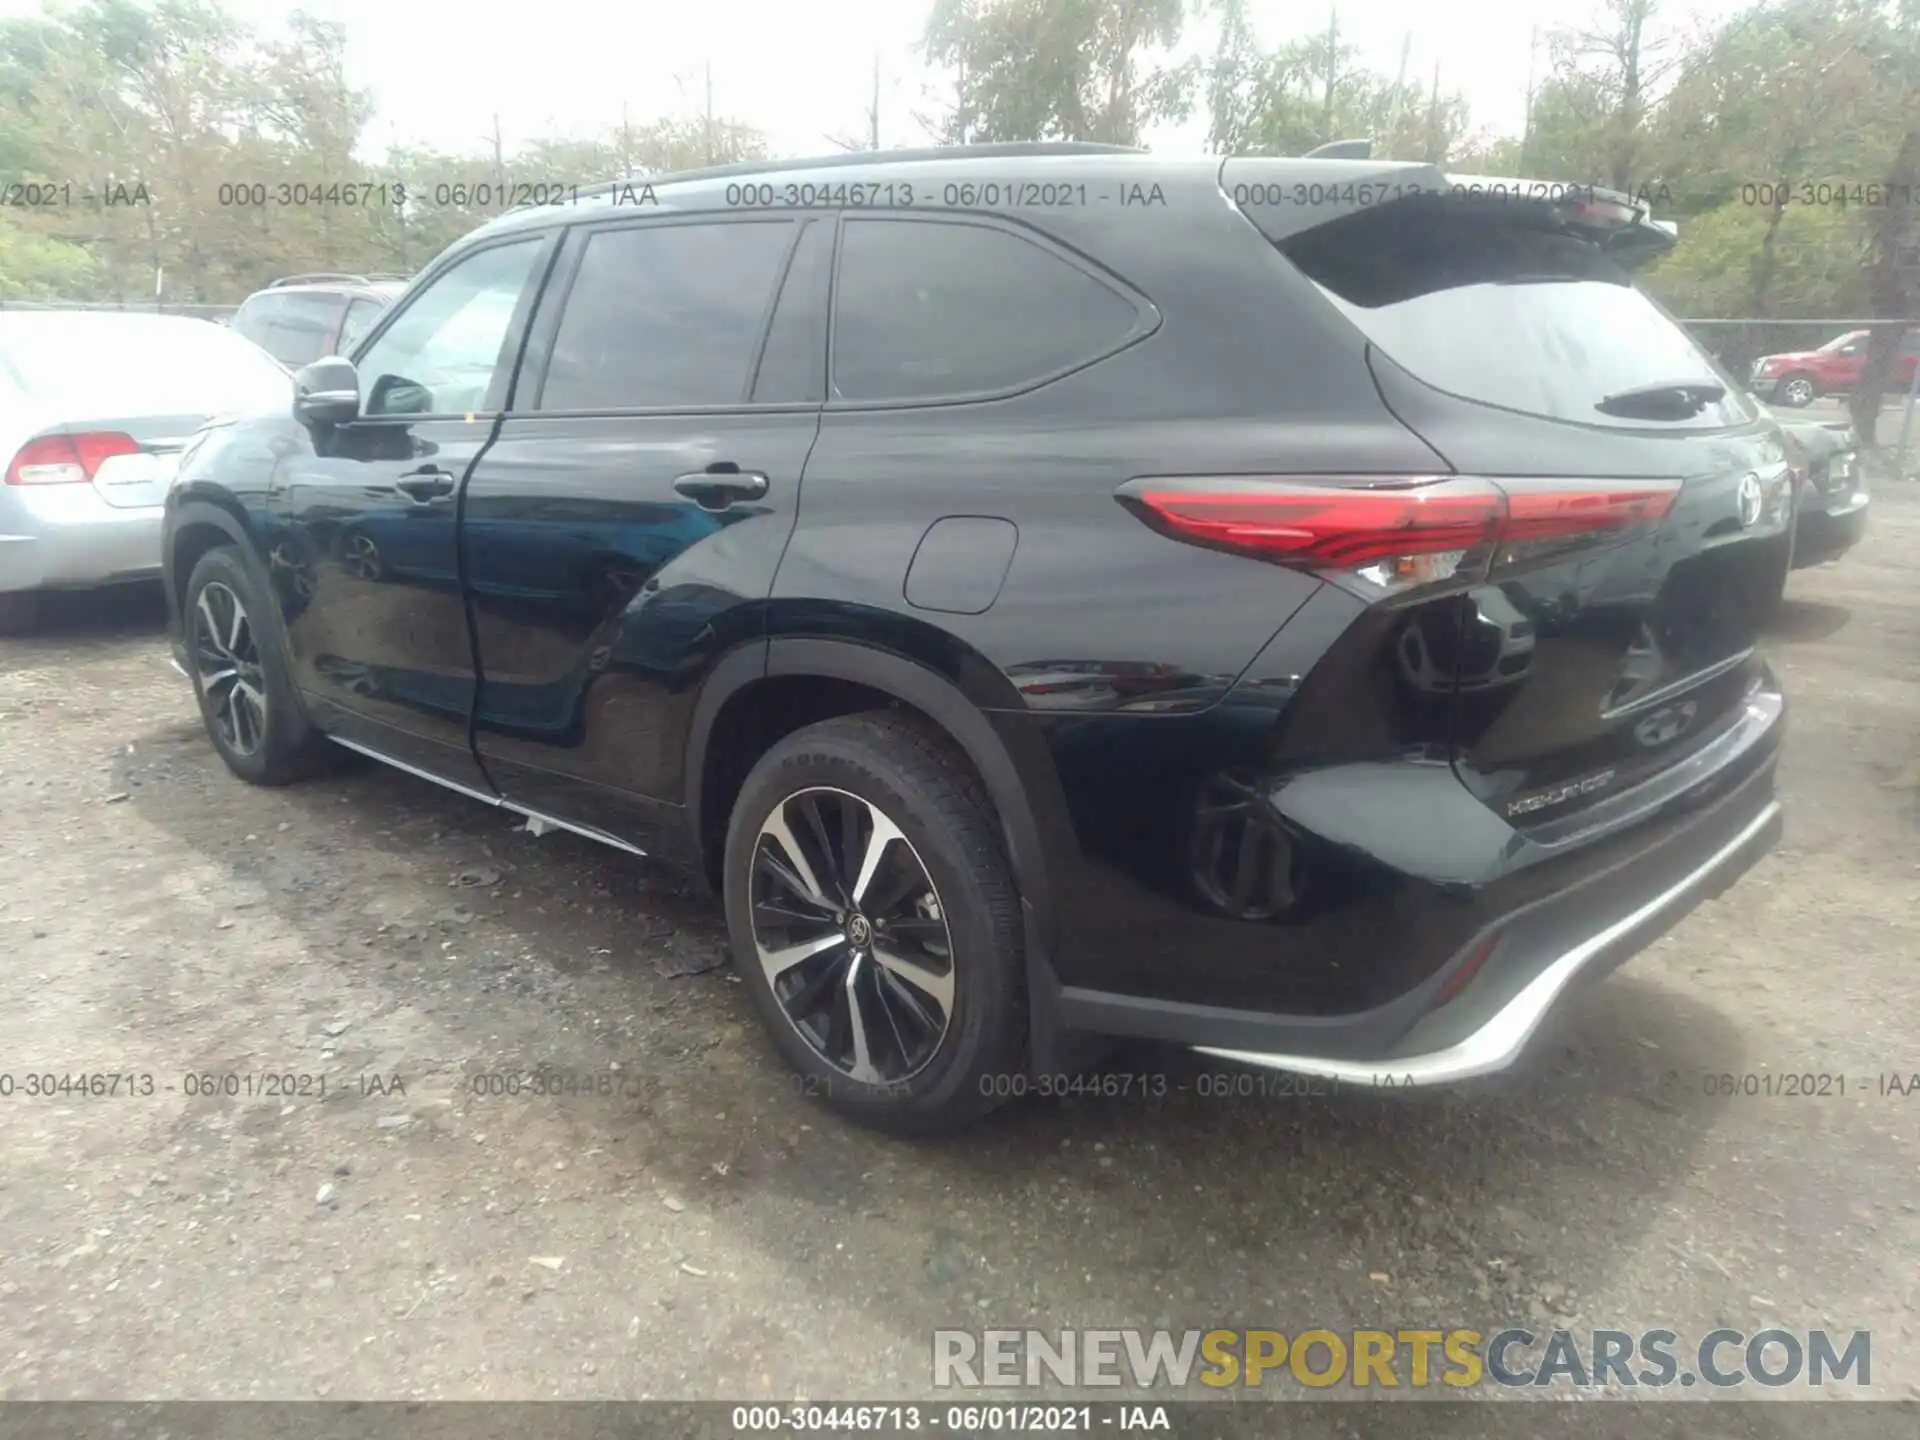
1633 700 1698 748
1736 473 1764 528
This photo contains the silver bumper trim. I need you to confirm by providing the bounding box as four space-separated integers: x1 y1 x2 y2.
1192 798 1782 1087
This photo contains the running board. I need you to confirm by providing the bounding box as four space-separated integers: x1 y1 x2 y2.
327 735 649 857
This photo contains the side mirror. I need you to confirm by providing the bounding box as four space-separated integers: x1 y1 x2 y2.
292 356 360 429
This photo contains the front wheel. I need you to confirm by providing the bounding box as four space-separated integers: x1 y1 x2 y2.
722 712 1028 1133
183 545 333 785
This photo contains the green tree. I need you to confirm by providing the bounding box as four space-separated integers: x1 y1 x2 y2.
921 0 1198 144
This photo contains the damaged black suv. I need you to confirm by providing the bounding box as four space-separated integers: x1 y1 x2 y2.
165 143 1787 1130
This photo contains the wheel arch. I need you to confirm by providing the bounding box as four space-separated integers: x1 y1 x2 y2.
166 496 253 618
686 637 1076 1067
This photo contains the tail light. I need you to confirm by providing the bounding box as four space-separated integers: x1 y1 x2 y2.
5 431 141 486
1117 475 1681 595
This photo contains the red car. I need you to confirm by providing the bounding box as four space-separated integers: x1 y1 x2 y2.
1751 327 1919 407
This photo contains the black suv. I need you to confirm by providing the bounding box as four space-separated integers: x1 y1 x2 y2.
229 273 408 370
163 144 1789 1131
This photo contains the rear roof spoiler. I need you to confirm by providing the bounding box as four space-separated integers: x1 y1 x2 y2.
1224 158 1679 264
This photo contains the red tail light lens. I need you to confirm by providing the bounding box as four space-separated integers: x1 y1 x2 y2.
1118 475 1681 593
5 431 141 486
1499 482 1680 543
1122 478 1500 566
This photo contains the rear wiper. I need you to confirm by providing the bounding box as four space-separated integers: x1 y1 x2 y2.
1595 380 1726 419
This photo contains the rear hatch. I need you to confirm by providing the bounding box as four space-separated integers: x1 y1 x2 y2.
1236 171 1792 833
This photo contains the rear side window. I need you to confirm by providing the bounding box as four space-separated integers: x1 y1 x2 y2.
260 292 343 368
539 220 797 410
831 218 1141 402
1282 202 1756 429
230 294 282 348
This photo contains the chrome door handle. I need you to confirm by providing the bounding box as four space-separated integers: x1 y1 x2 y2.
672 467 769 510
395 470 455 502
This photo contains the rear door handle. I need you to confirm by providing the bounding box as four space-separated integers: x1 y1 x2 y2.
396 470 455 502
673 466 769 511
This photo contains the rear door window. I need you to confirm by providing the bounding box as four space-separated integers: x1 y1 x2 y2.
830 217 1143 403
1281 202 1758 429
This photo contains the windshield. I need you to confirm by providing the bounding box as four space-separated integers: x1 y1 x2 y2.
0 314 292 415
1817 331 1866 353
1280 201 1756 429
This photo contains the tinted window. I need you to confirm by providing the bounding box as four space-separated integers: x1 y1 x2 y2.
832 218 1140 402
1283 203 1757 429
0 314 290 413
254 292 343 368
230 294 283 349
337 297 385 355
752 219 832 404
539 221 796 410
359 240 544 417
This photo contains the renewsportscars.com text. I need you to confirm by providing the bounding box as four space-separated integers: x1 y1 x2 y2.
932 1327 1871 1390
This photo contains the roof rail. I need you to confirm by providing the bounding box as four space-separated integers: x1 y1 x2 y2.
1303 138 1371 160
534 142 1151 212
268 272 373 288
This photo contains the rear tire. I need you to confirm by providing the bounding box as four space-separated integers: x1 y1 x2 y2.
183 545 333 786
0 590 38 634
722 711 1028 1134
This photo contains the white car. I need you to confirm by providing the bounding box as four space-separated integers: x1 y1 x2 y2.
0 310 292 631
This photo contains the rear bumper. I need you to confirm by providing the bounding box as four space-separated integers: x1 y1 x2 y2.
1054 680 1785 1085
0 484 163 594
1792 492 1868 569
1195 792 1781 1085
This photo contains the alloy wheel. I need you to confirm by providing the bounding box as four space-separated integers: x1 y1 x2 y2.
192 580 268 757
749 786 955 1084
342 533 383 581
1783 377 1815 406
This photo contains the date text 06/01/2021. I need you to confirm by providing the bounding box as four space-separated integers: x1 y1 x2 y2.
0 1071 405 1100
208 180 660 210
729 1404 1171 1433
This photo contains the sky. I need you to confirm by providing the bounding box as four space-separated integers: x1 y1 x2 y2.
4 0 1747 164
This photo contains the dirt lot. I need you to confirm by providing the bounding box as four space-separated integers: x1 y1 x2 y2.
0 479 1916 1417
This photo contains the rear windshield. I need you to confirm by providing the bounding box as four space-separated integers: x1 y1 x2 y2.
0 315 292 414
1280 201 1755 429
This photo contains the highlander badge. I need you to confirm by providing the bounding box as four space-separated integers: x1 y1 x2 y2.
1507 770 1616 817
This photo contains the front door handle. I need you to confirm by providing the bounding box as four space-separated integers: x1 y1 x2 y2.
673 465 769 511
396 470 455 503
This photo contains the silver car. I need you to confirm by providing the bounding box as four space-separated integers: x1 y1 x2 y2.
0 310 291 631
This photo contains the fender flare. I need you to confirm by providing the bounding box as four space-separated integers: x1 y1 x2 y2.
164 496 255 612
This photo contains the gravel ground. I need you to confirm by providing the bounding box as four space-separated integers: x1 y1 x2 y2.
0 480 1915 1417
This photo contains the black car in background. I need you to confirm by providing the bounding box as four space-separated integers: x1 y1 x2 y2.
163 144 1788 1131
229 273 407 370
1775 417 1869 568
